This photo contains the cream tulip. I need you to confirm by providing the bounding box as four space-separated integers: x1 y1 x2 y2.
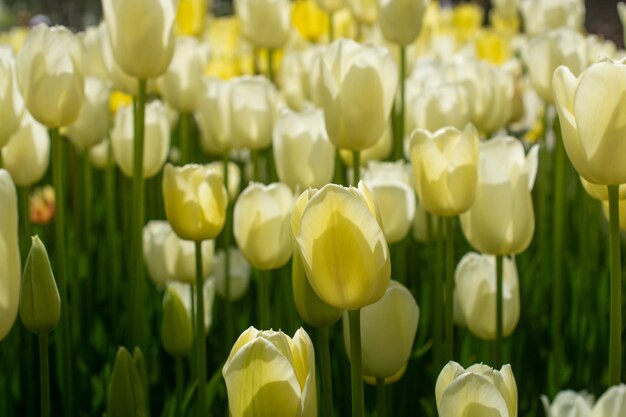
66 76 111 150
223 327 317 417
0 47 23 148
205 161 241 200
436 361 518 417
233 182 294 270
342 280 419 383
581 177 626 201
317 38 397 151
346 0 377 25
16 24 84 128
102 0 177 80
0 170 20 341
280 47 319 111
167 279 215 334
315 0 344 12
111 101 170 179
213 247 251 302
553 60 626 185
409 124 479 217
196 77 232 156
377 0 428 46
407 82 471 133
230 76 278 151
235 0 291 50
294 182 390 310
2 115 50 187
79 24 109 79
460 137 538 255
273 108 335 191
454 253 520 340
541 390 593 417
339 124 393 167
519 0 584 36
162 163 229 241
602 200 626 231
591 384 626 417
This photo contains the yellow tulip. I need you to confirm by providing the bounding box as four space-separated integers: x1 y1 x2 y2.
452 2 483 44
163 163 228 241
2 115 50 188
205 160 241 200
175 0 207 37
223 327 317 417
293 0 328 43
377 0 428 46
0 169 20 341
0 48 23 148
295 182 390 310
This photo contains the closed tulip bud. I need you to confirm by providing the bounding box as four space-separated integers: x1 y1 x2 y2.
343 280 418 383
168 279 216 334
553 60 626 185
273 109 335 191
407 82 471 133
315 0 344 12
66 76 111 150
592 384 626 417
230 76 278 151
409 124 479 217
0 170 20 341
318 39 397 151
160 37 209 112
16 24 84 128
235 0 291 50
19 236 60 334
541 390 593 417
107 347 147 417
0 47 23 148
213 247 251 301
112 101 171 179
520 0 584 36
205 161 241 200
377 0 428 46
454 253 519 340
163 164 228 241
161 286 193 356
436 361 518 417
234 182 294 270
294 182 390 310
346 0 378 25
223 327 317 417
196 77 232 156
461 137 538 255
102 0 177 80
2 116 50 187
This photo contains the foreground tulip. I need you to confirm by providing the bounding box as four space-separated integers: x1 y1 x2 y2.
102 0 177 80
163 164 228 241
107 347 147 417
318 39 397 151
592 384 626 417
541 390 593 417
2 116 50 187
230 76 278 151
0 47 23 148
0 170 20 341
377 0 428 46
223 327 317 417
436 361 518 417
16 24 84 128
66 76 111 150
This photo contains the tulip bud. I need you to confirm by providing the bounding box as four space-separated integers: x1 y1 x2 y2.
377 0 428 46
0 47 23 148
230 76 278 151
541 390 593 417
235 0 291 49
2 115 50 187
19 236 60 334
196 77 232 156
161 287 193 356
213 248 251 301
66 76 111 151
107 347 147 417
0 170 20 341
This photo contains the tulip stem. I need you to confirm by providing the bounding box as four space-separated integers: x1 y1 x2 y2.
318 326 334 417
17 186 32 260
267 48 275 84
179 111 191 165
194 240 207 416
444 216 454 362
328 11 335 42
223 155 233 347
38 332 50 417
608 184 622 386
494 255 504 367
251 149 259 183
105 139 121 330
129 78 147 348
433 216 444 371
49 126 74 417
376 378 386 417
393 46 406 160
175 356 184 416
257 270 271 328
352 151 361 185
348 309 364 417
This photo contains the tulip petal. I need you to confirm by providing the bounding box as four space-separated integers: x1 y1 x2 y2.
439 372 510 417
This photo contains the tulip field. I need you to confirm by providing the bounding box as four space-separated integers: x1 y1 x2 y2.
2 0 626 416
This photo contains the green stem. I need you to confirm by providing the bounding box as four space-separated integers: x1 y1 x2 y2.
608 184 622 386
49 127 73 417
195 241 207 416
444 216 454 362
317 326 334 417
494 255 504 367
328 11 334 42
223 155 233 347
376 378 386 417
251 149 258 183
38 333 50 417
179 111 191 165
352 151 361 185
82 152 93 332
18 186 32 260
267 48 275 85
348 309 364 417
105 140 120 330
394 46 406 160
257 270 271 329
175 356 184 416
433 216 444 371
130 78 147 348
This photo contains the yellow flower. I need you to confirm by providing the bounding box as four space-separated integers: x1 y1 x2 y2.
292 0 328 43
452 2 483 45
475 29 511 66
109 91 133 115
175 0 207 37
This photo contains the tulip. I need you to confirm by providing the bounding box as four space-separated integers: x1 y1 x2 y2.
273 108 335 191
581 177 626 201
79 24 109 79
592 384 626 417
317 38 397 151
233 182 294 270
66 76 111 150
230 76 278 151
294 182 390 310
409 124 479 217
377 0 428 46
205 160 241 200
235 0 291 50
346 0 378 25
541 390 593 417
315 0 344 12
0 47 23 148
292 1 328 45
196 77 232 156
0 170 20 341
102 0 177 80
280 48 316 111
175 0 207 37
222 327 317 417
111 101 171 179
16 24 84 128
492 0 518 19
2 115 50 187
519 0 584 36
19 236 61 334
436 361 518 417
342 280 419 383
339 124 393 167
163 163 229 242
407 82 471 133
460 136 538 256
213 247 251 301
160 36 209 112
167 280 216 335
454 253 520 340
107 347 147 417
553 60 626 185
